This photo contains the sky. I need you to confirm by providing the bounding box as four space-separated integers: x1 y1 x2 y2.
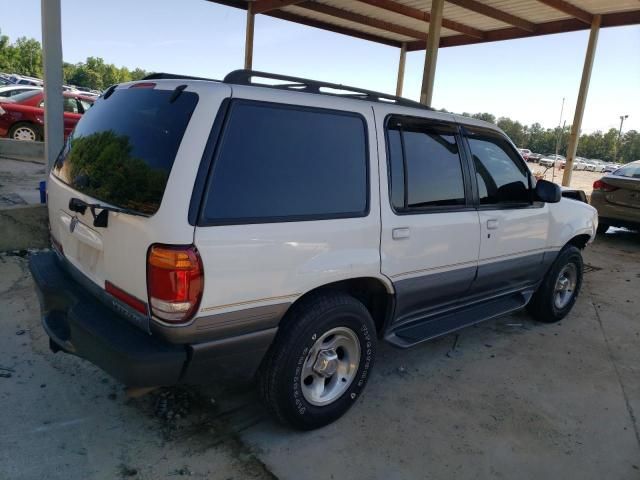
4 0 640 133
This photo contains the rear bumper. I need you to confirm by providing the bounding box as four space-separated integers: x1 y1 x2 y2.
29 252 276 387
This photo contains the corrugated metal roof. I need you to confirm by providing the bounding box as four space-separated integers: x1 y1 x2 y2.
206 0 640 49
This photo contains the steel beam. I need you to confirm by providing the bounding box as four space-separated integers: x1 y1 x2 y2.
396 42 406 96
245 1 255 69
419 0 443 106
40 0 64 172
536 0 592 24
562 15 601 186
253 0 304 14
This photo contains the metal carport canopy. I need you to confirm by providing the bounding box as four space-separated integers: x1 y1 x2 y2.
208 0 640 50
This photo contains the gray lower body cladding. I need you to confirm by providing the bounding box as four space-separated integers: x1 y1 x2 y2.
386 251 559 347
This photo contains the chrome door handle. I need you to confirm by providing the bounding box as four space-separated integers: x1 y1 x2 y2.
487 219 499 230
392 227 410 240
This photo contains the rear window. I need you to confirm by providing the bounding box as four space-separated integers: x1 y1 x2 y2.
614 163 640 178
53 87 198 215
201 100 368 224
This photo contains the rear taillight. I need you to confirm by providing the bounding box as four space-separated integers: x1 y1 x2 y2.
593 180 618 192
147 245 203 324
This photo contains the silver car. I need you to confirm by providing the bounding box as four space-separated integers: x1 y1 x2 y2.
590 160 640 233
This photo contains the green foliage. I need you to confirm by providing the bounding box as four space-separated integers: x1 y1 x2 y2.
0 29 147 90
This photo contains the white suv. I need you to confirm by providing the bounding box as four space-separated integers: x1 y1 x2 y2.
30 71 598 430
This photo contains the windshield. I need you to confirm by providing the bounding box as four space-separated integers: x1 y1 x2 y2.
53 87 199 215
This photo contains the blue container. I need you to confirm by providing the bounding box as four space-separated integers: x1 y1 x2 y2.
39 180 46 204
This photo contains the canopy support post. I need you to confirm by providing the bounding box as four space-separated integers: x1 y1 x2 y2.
562 14 601 186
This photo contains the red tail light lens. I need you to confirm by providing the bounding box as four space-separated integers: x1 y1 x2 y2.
593 180 618 192
147 245 203 323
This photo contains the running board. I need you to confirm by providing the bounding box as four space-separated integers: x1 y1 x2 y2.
385 291 531 348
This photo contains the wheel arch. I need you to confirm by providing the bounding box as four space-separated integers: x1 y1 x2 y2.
283 276 395 337
566 233 591 250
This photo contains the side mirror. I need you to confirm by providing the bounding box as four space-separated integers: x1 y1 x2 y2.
535 179 561 203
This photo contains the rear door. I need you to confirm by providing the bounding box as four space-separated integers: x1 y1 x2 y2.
193 87 382 318
48 81 227 329
377 109 481 325
462 126 549 297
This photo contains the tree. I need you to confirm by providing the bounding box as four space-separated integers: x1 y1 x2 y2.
0 31 147 90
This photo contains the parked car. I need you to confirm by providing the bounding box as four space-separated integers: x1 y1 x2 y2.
8 74 44 86
527 153 543 163
518 148 531 161
539 154 565 168
29 70 597 430
0 89 94 141
0 85 42 98
590 160 607 173
583 160 606 172
590 160 640 233
573 157 588 171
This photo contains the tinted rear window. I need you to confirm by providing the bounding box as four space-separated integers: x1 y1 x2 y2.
53 87 198 215
201 101 368 224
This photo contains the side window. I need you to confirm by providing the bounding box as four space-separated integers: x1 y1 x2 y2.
387 118 466 211
467 132 531 206
202 101 368 223
63 97 79 113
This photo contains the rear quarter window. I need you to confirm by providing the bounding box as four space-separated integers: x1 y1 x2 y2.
201 100 368 224
53 87 198 215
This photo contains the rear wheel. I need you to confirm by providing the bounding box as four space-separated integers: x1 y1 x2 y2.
259 292 376 430
596 223 610 235
9 122 42 141
527 245 583 323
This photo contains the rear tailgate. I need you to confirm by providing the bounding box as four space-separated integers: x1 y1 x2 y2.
48 80 230 330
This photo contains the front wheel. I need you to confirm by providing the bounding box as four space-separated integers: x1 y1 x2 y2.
527 245 583 323
259 292 376 430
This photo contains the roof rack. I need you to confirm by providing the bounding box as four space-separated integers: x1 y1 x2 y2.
143 72 220 82
223 70 433 111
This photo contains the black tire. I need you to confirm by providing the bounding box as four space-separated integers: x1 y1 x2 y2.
9 122 42 141
527 245 583 323
596 223 610 235
259 292 376 430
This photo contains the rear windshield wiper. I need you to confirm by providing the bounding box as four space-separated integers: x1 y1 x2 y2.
69 197 148 228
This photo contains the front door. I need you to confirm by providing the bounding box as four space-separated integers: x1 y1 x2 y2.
377 111 481 326
462 126 549 297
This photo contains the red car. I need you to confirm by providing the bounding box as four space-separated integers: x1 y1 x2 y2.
0 90 94 141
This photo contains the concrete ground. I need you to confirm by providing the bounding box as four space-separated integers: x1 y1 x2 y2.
0 157 45 207
1 231 638 480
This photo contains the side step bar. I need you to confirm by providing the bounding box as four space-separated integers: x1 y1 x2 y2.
385 291 532 348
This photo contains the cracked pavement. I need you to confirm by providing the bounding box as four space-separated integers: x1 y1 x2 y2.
0 230 638 479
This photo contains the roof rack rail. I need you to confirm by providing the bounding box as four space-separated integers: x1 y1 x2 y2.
223 69 433 110
143 72 220 82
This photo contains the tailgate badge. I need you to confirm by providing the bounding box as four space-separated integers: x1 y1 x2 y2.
69 216 79 233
